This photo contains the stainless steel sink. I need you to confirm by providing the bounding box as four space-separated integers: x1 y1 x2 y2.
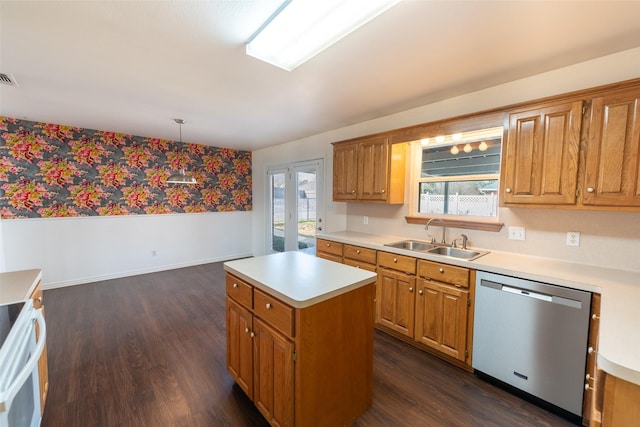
384 239 489 261
426 246 489 261
384 240 435 252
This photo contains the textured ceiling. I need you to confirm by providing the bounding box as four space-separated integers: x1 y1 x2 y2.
2 0 640 151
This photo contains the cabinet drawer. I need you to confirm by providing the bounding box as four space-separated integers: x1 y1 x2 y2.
418 260 469 288
377 251 416 275
344 244 377 264
226 274 253 309
343 258 376 272
254 289 294 337
317 239 344 257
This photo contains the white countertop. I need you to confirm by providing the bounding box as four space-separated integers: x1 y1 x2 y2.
223 251 377 309
319 231 640 386
0 269 43 305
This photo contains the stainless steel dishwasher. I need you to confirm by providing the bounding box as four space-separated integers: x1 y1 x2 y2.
473 271 592 420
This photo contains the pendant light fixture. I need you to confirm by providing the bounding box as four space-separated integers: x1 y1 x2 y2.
167 118 197 185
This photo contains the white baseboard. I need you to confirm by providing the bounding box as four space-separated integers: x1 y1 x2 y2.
41 252 253 290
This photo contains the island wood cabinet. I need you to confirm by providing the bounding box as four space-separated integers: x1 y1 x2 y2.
502 100 583 205
582 87 640 207
415 260 471 363
225 272 375 427
30 280 49 414
332 136 406 204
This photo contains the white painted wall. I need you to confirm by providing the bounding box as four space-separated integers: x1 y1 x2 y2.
253 47 640 271
1 211 252 288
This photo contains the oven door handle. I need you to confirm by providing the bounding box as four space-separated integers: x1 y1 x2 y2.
0 308 46 411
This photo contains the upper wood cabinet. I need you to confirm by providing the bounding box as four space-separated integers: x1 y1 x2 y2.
582 88 640 207
333 136 406 204
502 100 583 205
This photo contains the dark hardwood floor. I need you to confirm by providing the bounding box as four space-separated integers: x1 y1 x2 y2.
41 262 577 427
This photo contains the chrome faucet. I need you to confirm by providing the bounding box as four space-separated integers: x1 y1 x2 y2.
452 234 468 249
425 218 446 244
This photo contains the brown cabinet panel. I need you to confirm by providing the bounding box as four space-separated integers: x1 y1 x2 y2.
418 260 469 288
415 279 468 362
503 100 582 205
253 318 294 427
333 142 358 201
344 244 377 265
376 268 415 338
583 89 640 206
332 137 406 204
377 251 416 275
254 289 295 338
226 274 253 309
316 238 343 259
226 298 254 399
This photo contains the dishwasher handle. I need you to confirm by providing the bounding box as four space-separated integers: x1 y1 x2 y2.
501 285 552 302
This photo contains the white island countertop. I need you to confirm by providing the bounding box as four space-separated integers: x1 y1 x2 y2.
223 251 377 309
0 269 43 305
318 231 640 387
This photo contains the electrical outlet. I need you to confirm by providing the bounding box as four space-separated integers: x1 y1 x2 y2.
508 226 526 240
363 216 368 225
566 231 580 247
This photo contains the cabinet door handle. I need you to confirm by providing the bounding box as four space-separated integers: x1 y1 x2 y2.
356 249 360 254
439 268 444 273
381 189 385 193
233 283 238 288
587 187 594 193
351 190 356 194
326 243 330 247
245 327 249 333
266 303 272 310
505 188 512 193
409 287 413 292
250 332 255 338
419 289 423 295
393 258 398 263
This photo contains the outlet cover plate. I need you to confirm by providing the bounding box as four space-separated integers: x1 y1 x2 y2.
508 226 526 240
567 231 580 246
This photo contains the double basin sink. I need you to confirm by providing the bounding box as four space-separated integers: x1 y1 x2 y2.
384 239 489 261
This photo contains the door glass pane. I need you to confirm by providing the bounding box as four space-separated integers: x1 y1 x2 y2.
271 172 285 252
296 170 317 255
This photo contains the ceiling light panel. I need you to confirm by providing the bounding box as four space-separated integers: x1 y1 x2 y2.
246 0 400 71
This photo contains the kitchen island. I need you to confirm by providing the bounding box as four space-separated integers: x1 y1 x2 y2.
223 251 377 427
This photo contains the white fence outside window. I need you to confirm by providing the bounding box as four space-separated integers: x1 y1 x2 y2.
419 193 497 217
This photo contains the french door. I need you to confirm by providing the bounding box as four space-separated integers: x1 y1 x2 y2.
266 160 323 254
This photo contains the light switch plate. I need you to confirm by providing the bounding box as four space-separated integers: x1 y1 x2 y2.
566 231 580 246
508 226 526 240
363 216 368 225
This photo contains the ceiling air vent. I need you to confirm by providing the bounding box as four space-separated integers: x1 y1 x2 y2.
0 73 18 86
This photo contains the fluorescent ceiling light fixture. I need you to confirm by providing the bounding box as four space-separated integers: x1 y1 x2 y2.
246 0 400 71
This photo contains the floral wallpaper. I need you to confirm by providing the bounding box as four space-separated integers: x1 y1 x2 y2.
0 117 252 218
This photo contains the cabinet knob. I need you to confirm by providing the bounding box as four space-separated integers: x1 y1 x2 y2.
505 188 512 193
245 327 249 333
356 249 360 254
439 268 444 273
266 303 272 310
588 346 596 355
351 190 356 194
587 187 594 193
419 289 423 295
409 287 413 292
233 283 238 288
250 332 255 338
381 189 385 193
592 314 599 320
326 243 330 247
393 257 398 263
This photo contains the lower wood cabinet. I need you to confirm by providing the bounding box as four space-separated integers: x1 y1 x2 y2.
376 267 416 337
415 279 468 362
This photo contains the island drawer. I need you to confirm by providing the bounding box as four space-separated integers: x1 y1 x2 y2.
344 244 377 265
254 289 294 337
226 274 253 308
418 260 469 288
377 251 416 275
317 239 344 257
